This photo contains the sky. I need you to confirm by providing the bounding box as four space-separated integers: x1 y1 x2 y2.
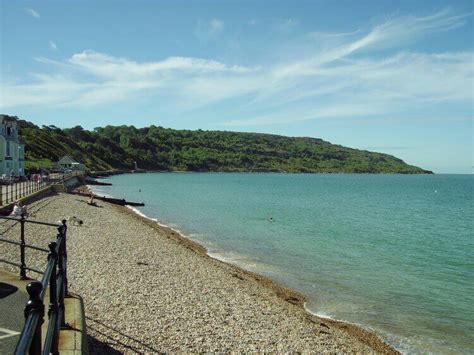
0 0 473 173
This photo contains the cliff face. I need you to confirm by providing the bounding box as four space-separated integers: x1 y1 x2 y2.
4 115 431 174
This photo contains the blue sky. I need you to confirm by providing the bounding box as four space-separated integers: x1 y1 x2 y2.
1 0 473 173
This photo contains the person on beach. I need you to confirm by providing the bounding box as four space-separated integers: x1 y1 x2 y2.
21 203 28 217
10 201 28 217
88 194 97 206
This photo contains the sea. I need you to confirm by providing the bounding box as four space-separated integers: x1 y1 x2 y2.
89 173 473 354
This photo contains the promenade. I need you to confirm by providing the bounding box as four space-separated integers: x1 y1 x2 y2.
0 270 28 354
0 173 86 354
0 172 82 206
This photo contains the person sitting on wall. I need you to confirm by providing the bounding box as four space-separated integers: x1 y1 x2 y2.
10 201 28 218
21 203 28 217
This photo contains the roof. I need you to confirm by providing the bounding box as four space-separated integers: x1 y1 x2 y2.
57 155 80 164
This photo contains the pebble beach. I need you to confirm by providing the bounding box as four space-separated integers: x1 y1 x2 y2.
0 191 397 353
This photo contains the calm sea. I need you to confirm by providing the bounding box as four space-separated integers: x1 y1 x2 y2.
90 173 473 353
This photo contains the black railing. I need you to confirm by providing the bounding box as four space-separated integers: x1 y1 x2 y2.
0 215 68 355
0 171 83 206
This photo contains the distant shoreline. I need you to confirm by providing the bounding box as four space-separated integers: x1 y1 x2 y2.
92 169 434 176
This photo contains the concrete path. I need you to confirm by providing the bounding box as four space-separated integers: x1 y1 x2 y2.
0 270 29 354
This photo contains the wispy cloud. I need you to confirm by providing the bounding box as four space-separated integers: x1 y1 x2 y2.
67 50 253 78
209 19 224 34
1 9 472 126
49 41 58 51
1 50 257 108
194 18 224 41
24 8 40 18
278 18 298 31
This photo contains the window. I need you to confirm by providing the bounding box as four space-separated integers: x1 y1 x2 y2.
6 141 10 156
6 127 11 136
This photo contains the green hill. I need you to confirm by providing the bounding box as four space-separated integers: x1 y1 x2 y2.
5 115 431 174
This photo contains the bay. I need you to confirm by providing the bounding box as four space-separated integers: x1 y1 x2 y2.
90 173 473 353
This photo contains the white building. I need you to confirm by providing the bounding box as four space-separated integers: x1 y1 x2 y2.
0 115 25 177
56 155 86 172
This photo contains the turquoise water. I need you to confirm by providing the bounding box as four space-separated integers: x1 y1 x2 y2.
90 173 473 353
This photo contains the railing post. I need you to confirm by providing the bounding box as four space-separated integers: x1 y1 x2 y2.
20 214 27 280
0 184 2 206
24 281 44 355
57 220 68 327
47 242 59 355
61 220 68 295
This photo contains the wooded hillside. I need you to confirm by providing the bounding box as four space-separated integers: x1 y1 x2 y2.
5 115 431 174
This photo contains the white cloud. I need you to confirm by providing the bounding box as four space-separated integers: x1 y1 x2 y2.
49 41 58 51
0 50 257 109
24 8 40 18
1 9 472 126
67 50 253 79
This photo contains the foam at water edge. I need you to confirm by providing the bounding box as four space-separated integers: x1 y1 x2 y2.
126 205 158 222
303 303 336 320
125 205 272 274
121 205 225 261
303 303 402 352
87 185 114 198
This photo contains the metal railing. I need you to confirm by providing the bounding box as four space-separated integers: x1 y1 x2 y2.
0 215 68 355
0 171 82 206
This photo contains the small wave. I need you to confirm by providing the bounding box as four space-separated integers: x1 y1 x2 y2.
303 303 336 320
123 207 270 273
120 207 230 262
87 185 114 198
126 205 158 222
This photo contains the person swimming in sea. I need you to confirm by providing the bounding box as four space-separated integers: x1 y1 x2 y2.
268 216 274 222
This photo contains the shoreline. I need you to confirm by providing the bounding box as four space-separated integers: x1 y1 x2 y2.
98 189 398 353
1 187 400 352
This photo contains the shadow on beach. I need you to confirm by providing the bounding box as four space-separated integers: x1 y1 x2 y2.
75 199 104 208
86 316 160 354
87 335 123 355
